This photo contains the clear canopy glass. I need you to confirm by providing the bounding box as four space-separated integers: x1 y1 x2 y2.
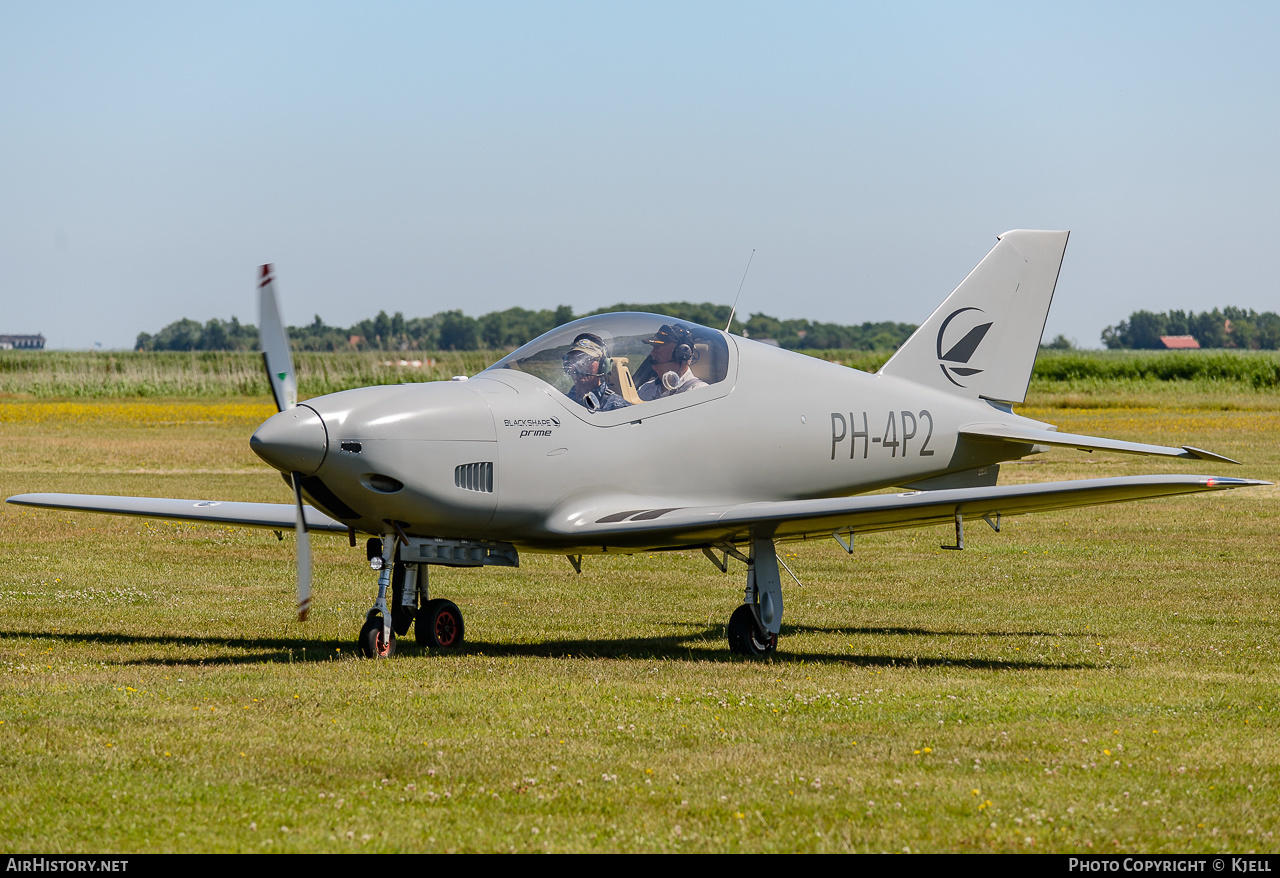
486 313 731 405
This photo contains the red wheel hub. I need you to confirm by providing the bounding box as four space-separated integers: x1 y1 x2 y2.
435 611 458 647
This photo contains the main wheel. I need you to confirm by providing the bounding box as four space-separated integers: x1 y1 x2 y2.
727 604 775 657
359 613 396 658
417 599 465 649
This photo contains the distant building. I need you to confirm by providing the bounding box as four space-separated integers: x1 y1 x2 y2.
1159 335 1200 350
0 334 45 350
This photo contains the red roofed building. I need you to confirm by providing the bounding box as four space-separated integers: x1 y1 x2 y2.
1160 335 1200 349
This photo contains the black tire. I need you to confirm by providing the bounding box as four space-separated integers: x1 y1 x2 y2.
417 599 465 649
727 604 775 657
359 613 396 658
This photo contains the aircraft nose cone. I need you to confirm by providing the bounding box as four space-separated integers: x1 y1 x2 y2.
251 405 328 476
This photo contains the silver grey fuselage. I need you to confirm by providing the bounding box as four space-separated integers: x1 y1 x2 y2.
252 330 1042 551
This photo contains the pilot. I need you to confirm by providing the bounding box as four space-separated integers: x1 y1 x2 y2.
637 323 708 401
562 333 632 412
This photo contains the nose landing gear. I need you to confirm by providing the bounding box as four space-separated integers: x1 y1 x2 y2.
357 535 470 658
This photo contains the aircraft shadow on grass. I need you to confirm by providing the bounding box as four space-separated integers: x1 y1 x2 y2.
0 625 1098 671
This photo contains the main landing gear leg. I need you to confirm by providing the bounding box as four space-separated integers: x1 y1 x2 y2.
393 562 418 635
726 536 782 657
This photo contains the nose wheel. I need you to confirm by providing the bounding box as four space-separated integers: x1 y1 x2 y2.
359 611 396 658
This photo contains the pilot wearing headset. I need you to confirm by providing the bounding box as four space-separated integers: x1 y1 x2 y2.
637 323 708 401
562 333 632 412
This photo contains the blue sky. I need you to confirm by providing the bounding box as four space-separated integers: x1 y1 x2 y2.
3 1 1276 349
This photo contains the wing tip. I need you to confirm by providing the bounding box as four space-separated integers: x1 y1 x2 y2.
1203 477 1270 488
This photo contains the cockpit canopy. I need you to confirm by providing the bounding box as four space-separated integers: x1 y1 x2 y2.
486 313 731 403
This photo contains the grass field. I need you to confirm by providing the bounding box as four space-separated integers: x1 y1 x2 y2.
0 368 1277 852
5 347 1280 406
0 350 495 398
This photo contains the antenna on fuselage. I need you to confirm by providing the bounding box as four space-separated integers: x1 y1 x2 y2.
725 248 756 333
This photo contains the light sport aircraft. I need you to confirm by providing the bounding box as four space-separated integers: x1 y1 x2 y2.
8 230 1267 658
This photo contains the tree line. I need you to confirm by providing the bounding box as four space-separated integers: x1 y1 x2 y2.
1101 307 1280 350
135 303 917 353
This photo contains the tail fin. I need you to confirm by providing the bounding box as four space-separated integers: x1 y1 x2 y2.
878 229 1069 404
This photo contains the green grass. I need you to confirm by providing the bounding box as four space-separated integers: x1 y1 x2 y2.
1026 350 1280 411
0 350 496 398
1031 349 1280 387
7 348 1280 411
811 349 1280 410
0 395 1277 852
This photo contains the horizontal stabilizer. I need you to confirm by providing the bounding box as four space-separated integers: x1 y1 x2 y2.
959 424 1241 464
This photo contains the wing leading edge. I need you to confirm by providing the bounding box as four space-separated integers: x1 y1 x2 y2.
6 493 349 534
544 475 1268 550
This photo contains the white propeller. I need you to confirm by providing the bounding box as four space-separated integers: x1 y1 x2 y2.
258 264 297 411
291 473 313 622
258 264 312 621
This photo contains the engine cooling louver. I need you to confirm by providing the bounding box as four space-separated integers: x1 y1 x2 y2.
454 462 494 493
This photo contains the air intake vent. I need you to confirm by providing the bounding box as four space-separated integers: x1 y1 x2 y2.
362 473 404 494
454 462 493 493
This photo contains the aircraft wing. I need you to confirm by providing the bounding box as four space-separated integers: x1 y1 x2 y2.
546 475 1268 550
10 476 1267 552
6 493 350 534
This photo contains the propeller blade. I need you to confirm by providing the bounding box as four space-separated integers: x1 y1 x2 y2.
292 473 313 622
258 264 297 412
